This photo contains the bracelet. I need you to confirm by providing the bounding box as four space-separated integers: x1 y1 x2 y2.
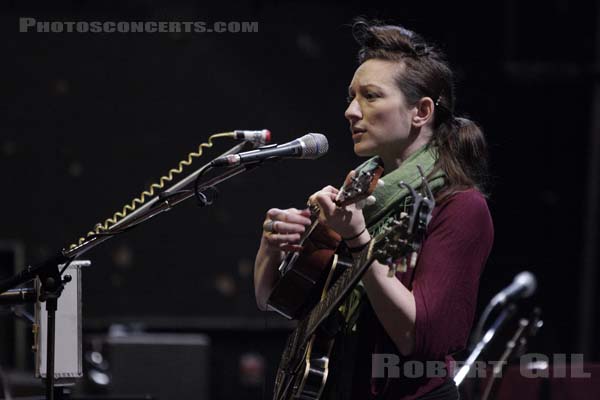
347 241 370 253
342 227 367 242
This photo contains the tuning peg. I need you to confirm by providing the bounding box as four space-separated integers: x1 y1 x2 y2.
387 257 408 277
377 179 385 188
409 252 418 268
387 263 398 277
398 257 408 273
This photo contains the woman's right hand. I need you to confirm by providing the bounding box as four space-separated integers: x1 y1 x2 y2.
255 207 312 310
261 207 312 252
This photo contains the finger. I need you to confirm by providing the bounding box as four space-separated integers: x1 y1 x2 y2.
311 187 339 202
297 208 312 217
314 192 337 214
263 233 302 246
282 212 312 225
355 199 367 210
322 185 339 194
289 207 312 218
288 207 309 212
266 208 311 225
271 221 307 234
266 208 285 219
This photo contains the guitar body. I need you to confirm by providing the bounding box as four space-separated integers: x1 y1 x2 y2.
274 329 335 400
267 224 341 320
273 255 352 400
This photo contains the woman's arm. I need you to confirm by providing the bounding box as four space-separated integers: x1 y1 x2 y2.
363 261 417 355
253 207 312 310
345 230 417 356
254 238 284 311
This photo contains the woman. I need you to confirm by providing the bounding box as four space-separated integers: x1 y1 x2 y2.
254 19 493 400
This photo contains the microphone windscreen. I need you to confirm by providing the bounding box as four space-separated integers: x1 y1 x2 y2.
515 271 537 298
299 133 329 159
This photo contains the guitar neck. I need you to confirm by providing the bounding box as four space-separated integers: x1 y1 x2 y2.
304 210 321 241
299 205 321 244
302 244 374 341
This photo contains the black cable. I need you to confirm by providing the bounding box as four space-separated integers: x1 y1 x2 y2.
59 257 75 276
193 165 219 207
157 189 193 202
79 221 142 245
72 168 214 252
88 226 135 237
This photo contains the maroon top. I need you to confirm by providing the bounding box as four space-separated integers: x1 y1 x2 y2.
327 189 494 400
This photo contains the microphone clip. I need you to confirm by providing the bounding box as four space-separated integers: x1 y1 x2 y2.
195 186 219 207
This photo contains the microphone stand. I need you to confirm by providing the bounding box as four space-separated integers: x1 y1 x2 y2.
453 304 517 387
0 140 259 400
480 308 543 400
63 140 254 260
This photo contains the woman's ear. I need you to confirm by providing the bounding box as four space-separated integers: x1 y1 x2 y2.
412 97 434 128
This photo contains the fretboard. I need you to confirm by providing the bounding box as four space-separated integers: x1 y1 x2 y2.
302 242 375 341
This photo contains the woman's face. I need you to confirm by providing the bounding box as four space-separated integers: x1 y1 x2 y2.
345 59 416 159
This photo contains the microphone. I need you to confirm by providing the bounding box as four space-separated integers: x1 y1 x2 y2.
211 133 328 167
467 270 537 352
232 129 271 145
0 287 37 305
490 271 537 307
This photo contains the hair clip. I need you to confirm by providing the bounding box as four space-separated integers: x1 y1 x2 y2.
412 43 429 57
435 96 442 106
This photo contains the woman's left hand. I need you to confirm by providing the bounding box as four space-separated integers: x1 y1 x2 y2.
308 185 366 240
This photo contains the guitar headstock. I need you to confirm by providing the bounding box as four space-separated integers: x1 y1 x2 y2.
370 166 436 277
334 158 384 208
370 213 413 274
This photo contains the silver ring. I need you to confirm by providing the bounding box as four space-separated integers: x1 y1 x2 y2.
264 220 277 233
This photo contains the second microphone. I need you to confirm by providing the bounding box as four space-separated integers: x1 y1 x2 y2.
211 133 329 167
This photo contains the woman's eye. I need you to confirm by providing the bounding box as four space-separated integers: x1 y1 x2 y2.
365 92 378 100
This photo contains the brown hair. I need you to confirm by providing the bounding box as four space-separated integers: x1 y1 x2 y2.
352 19 489 199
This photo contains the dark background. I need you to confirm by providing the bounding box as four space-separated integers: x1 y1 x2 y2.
0 0 599 398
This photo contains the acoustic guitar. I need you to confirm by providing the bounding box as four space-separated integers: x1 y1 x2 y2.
273 179 436 400
267 158 384 320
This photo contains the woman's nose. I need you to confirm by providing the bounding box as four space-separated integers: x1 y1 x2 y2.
344 99 362 123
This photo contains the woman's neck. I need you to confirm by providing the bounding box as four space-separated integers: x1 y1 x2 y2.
381 132 432 174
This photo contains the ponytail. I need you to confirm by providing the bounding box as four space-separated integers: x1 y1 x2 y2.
430 117 490 201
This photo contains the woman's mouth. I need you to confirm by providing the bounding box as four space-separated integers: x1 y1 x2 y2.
352 129 366 141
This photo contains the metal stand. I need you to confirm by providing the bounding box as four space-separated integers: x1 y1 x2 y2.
453 304 517 386
40 275 70 400
45 296 57 400
480 308 543 400
38 258 71 400
0 139 263 399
